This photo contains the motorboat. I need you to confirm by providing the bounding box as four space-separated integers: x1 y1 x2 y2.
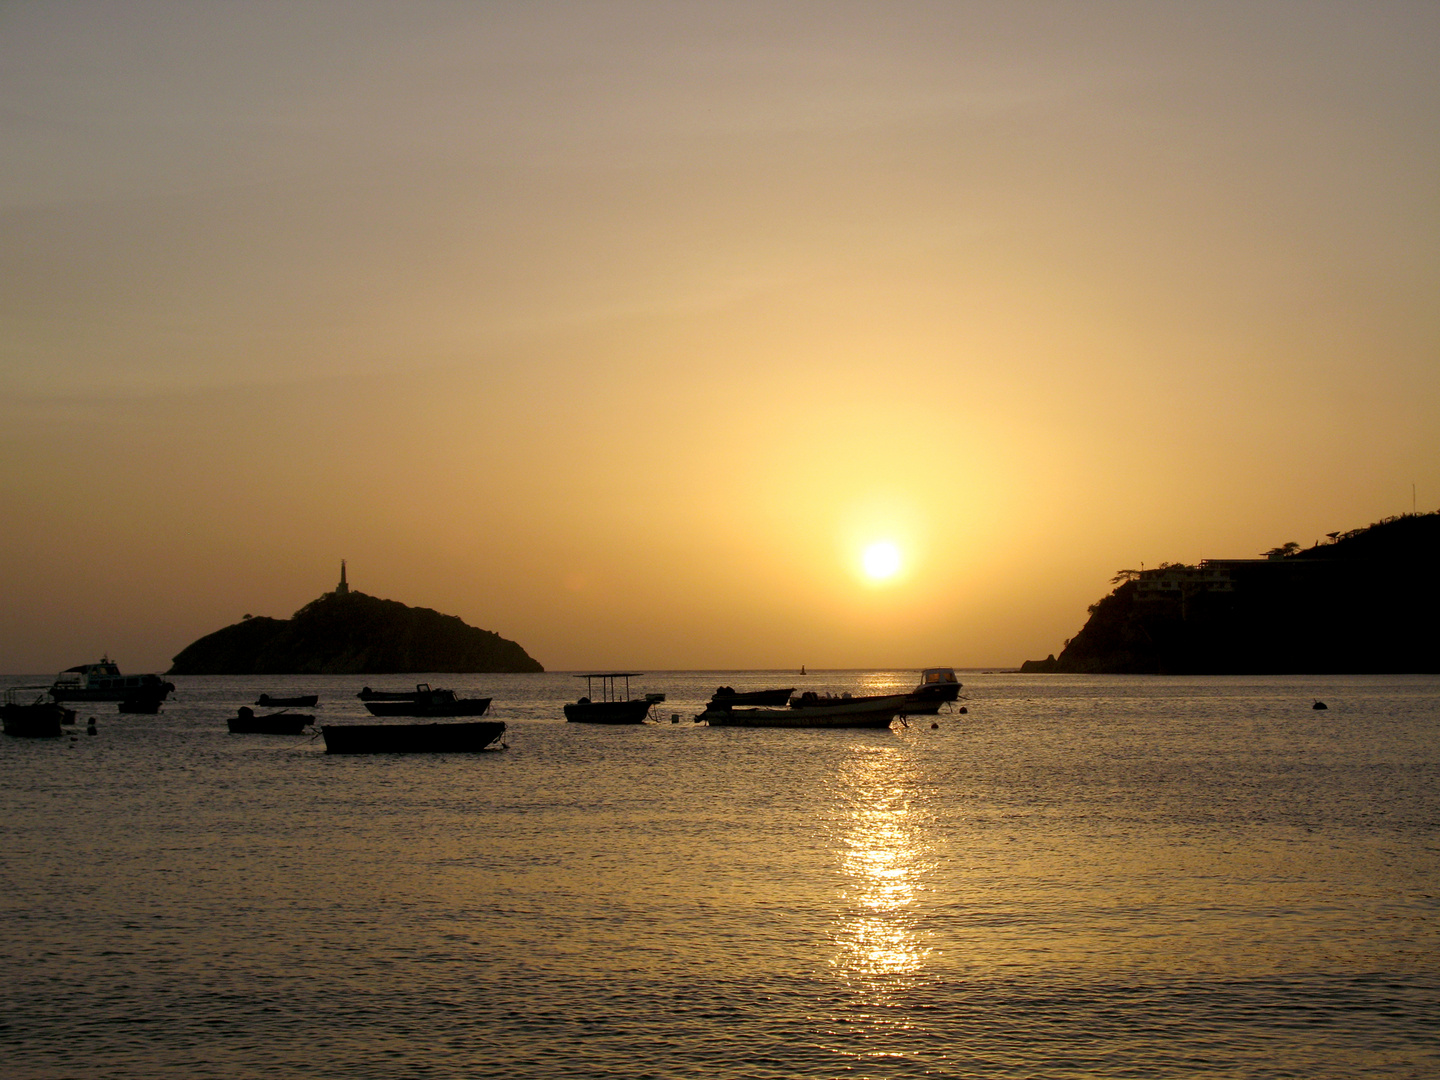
256 693 319 708
362 685 492 717
702 694 909 729
320 721 506 754
50 657 175 703
229 707 313 734
709 686 795 707
564 673 654 723
911 668 962 704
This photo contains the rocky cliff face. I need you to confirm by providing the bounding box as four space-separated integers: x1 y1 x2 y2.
168 590 544 674
1023 512 1440 674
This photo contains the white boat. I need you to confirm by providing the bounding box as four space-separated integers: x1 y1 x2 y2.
701 694 909 728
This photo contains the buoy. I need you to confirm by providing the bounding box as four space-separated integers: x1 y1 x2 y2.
671 714 680 724
958 706 968 714
930 722 939 729
1313 701 1328 710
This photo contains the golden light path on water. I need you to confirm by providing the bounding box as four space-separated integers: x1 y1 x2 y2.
830 745 934 984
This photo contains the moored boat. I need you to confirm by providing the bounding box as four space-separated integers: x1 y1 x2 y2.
564 673 655 724
256 693 319 708
911 667 962 704
229 707 313 734
362 686 492 717
702 694 909 728
49 657 174 703
320 721 506 754
2 688 68 738
709 686 795 707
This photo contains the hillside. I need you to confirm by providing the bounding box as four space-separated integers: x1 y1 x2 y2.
169 590 544 675
1022 512 1440 674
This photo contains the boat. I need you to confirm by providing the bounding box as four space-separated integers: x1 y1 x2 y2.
911 668 962 704
709 686 795 707
256 693 319 708
320 721 506 754
362 685 492 717
564 673 654 723
1 688 69 738
788 689 939 714
229 707 313 734
702 694 909 728
49 657 175 703
356 686 427 701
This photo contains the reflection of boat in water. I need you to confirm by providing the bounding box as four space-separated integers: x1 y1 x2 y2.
703 694 909 728
256 693 319 708
362 685 492 717
564 673 657 724
117 697 162 714
229 707 313 734
2 687 72 737
356 686 427 701
50 658 175 703
320 721 506 754
710 685 795 707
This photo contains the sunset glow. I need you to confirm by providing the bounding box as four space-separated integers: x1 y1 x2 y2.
863 543 903 582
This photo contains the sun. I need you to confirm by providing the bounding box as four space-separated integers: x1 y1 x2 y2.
862 541 902 581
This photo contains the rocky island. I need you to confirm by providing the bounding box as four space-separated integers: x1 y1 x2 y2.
1022 512 1439 675
169 564 543 675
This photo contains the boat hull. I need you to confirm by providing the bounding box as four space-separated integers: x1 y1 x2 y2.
363 697 492 717
2 703 65 738
357 688 426 701
321 721 506 754
564 699 652 723
704 695 908 728
229 713 313 734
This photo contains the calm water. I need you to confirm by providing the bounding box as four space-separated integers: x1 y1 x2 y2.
2 671 1437 1078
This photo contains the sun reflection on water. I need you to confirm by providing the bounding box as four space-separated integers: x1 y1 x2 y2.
831 748 933 982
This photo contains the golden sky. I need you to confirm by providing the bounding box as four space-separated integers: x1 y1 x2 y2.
2 2 1437 672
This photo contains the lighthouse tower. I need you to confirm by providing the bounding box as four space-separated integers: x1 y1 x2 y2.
336 560 350 595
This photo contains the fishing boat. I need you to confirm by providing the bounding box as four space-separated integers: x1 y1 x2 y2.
709 686 795 707
229 707 313 734
564 673 655 723
320 721 506 754
1 688 69 738
702 694 909 729
256 693 319 708
362 686 492 717
356 686 427 701
49 657 175 703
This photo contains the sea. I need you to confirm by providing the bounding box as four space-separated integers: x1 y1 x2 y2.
1 670 1437 1079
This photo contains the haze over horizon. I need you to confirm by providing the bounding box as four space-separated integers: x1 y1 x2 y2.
2 2 1437 673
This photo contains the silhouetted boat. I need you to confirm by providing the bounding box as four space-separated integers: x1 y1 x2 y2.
49 657 174 703
320 721 506 754
2 689 69 737
911 668 962 704
356 686 427 701
229 707 313 734
362 686 492 717
564 673 655 723
710 686 795 706
702 694 909 728
256 693 319 708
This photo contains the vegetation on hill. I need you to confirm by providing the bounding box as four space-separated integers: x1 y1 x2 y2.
1021 512 1440 674
168 590 544 675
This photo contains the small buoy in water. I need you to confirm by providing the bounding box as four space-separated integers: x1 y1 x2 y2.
958 706 968 714
671 714 680 724
87 716 98 735
1313 701 1328 710
930 722 939 729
